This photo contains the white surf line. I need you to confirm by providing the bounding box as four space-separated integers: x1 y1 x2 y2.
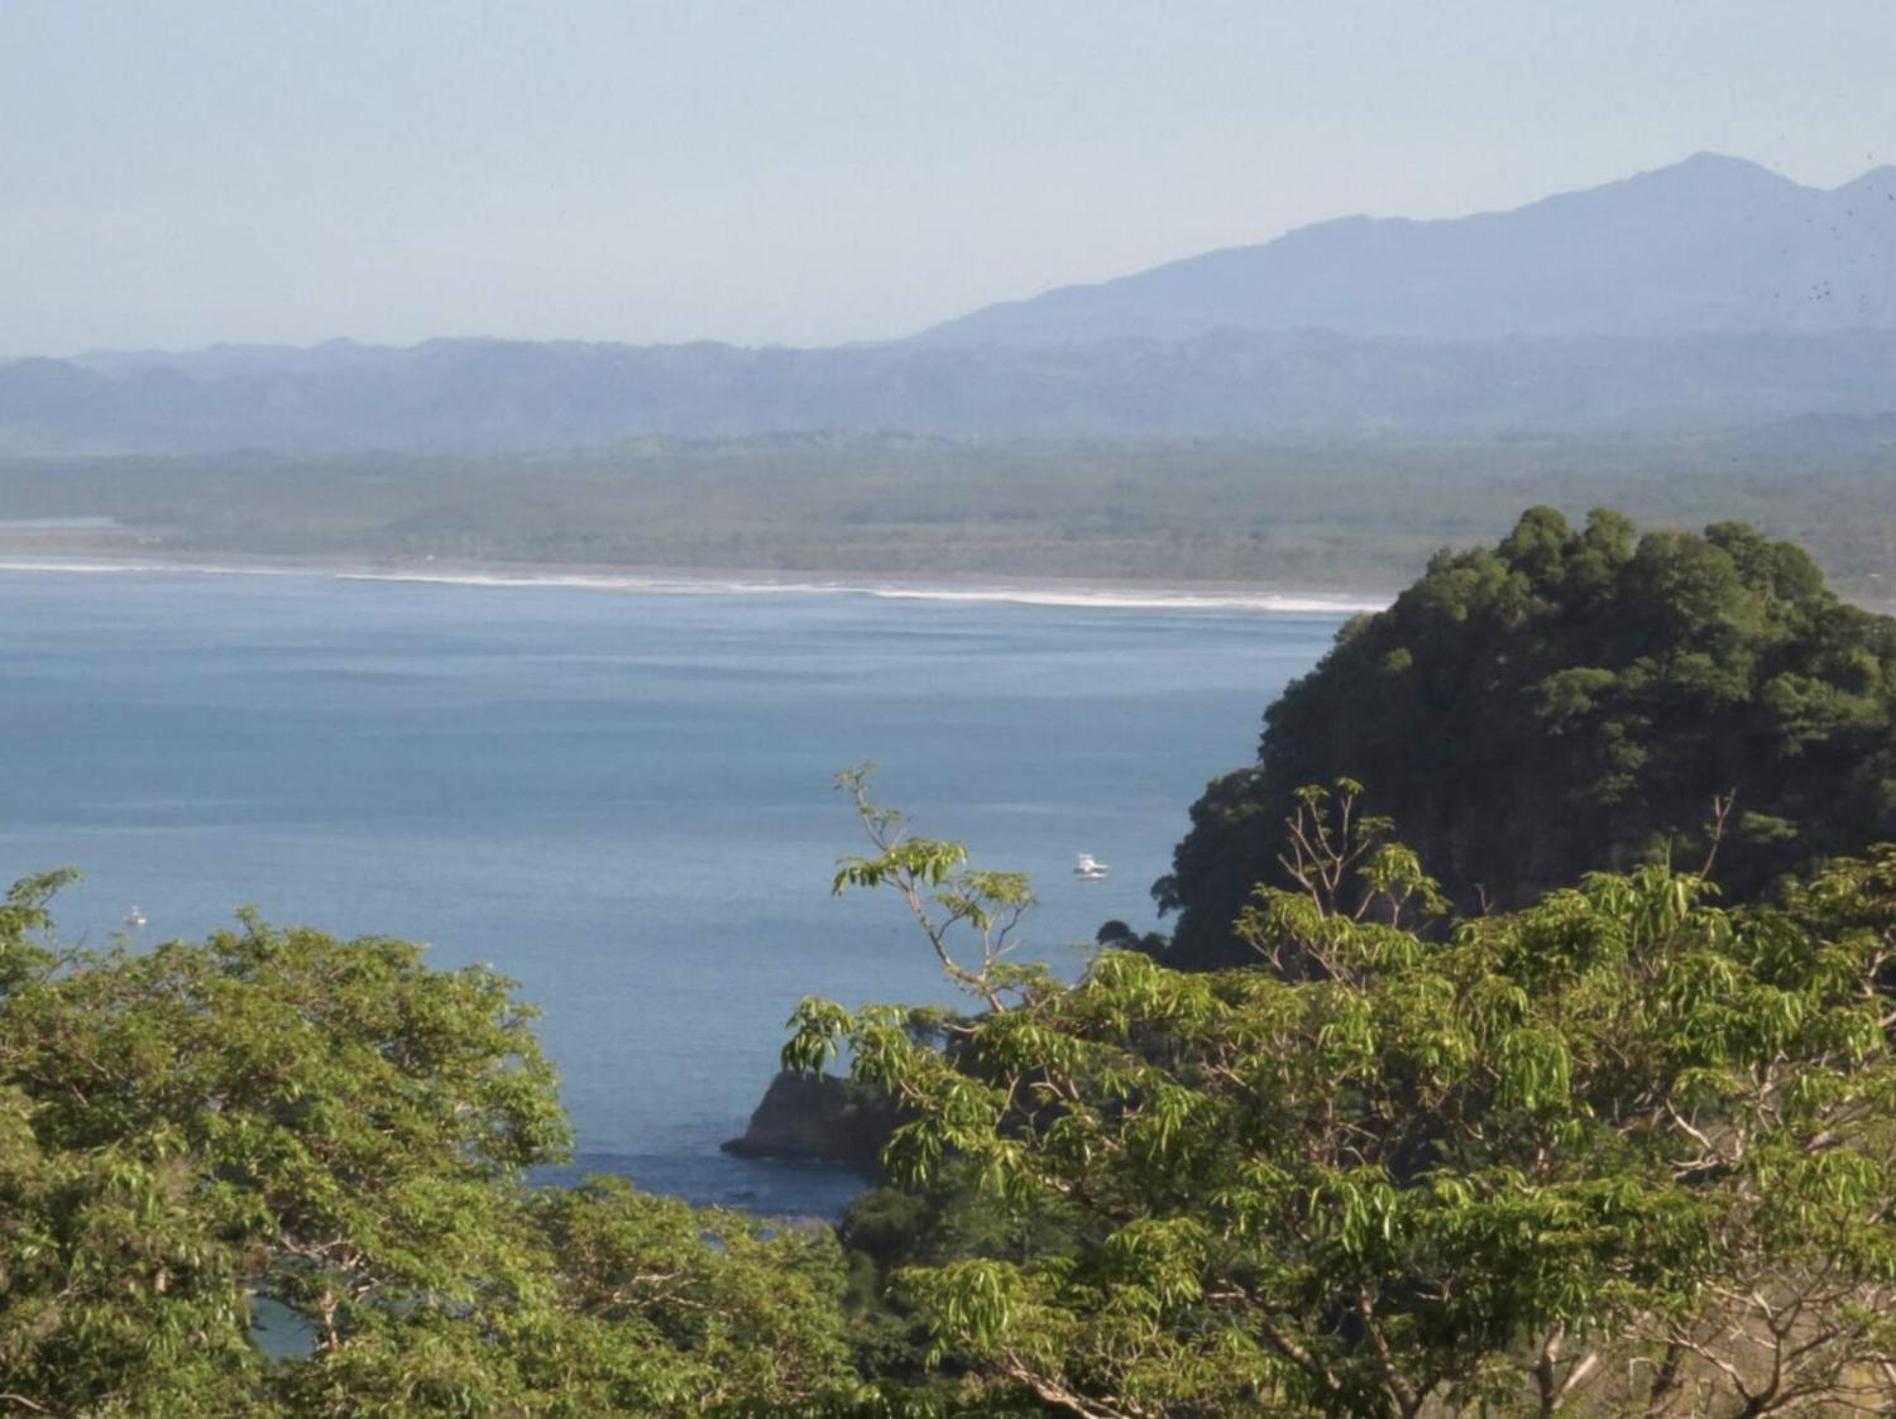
341 570 1388 613
337 570 840 597
0 558 1389 614
864 586 1388 614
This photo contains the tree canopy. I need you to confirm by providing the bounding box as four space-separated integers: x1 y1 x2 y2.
1159 508 1896 969
792 782 1896 1418
0 879 867 1417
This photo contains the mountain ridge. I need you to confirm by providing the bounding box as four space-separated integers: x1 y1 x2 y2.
4 153 1894 454
914 152 1896 346
3 327 1892 455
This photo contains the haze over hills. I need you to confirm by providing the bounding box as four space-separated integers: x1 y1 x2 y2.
1 153 1893 455
918 153 1896 345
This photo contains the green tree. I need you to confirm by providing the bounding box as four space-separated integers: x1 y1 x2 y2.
0 882 865 1417
1160 508 1896 969
790 786 1896 1417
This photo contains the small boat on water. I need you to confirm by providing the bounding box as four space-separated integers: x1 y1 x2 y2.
125 907 147 929
1074 854 1110 881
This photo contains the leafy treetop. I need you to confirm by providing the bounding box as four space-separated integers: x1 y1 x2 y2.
1160 508 1896 968
791 785 1896 1418
0 882 868 1418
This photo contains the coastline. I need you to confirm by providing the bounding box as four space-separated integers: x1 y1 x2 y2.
0 548 1396 615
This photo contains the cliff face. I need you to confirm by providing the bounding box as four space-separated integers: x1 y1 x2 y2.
721 1072 902 1169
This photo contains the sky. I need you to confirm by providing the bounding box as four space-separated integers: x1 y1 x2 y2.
2 1 1892 357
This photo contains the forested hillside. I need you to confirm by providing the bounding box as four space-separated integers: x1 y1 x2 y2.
1159 509 1896 967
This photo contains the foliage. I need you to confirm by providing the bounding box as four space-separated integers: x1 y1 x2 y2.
791 787 1896 1418
1161 508 1896 967
830 765 1056 1016
0 888 866 1417
835 1159 1089 1407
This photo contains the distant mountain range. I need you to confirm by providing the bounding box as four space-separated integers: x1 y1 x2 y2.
918 153 1896 345
3 154 1893 454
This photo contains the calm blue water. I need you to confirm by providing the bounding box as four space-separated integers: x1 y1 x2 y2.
0 570 1342 1213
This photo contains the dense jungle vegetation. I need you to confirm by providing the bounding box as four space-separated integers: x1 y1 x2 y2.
4 513 1895 1416
1160 509 1896 969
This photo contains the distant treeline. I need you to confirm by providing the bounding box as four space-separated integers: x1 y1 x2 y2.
1 432 1891 600
4 330 1896 454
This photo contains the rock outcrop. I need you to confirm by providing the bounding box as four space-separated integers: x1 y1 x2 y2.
721 1072 902 1170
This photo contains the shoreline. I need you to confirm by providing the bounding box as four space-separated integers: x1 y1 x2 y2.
0 549 1395 615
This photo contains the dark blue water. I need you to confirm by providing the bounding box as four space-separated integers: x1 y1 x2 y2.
0 569 1342 1213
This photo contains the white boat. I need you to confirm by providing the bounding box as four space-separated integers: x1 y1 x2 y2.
1073 854 1110 881
125 907 147 929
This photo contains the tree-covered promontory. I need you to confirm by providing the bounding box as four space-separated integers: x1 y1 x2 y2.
1158 509 1896 969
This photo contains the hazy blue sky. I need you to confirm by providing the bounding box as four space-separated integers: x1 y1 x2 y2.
3 2 1891 356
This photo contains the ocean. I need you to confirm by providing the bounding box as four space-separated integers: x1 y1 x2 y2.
0 566 1351 1215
